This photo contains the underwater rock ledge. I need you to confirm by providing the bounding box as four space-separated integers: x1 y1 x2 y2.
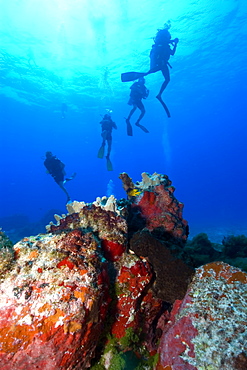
0 172 246 370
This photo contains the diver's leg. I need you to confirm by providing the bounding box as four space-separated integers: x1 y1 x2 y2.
97 139 106 158
106 138 112 159
133 101 149 132
97 138 106 152
101 130 107 141
135 101 145 125
156 65 170 99
58 182 71 202
65 173 76 182
146 66 160 75
127 106 137 122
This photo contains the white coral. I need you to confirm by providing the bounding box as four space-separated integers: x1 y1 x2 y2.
135 172 168 190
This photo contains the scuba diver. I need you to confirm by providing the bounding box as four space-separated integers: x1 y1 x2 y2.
125 77 149 136
97 113 117 171
44 151 76 203
121 23 179 117
149 24 179 100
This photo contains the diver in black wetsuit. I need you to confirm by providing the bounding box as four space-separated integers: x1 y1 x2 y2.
97 114 117 171
148 24 179 99
126 77 149 135
98 114 117 160
120 24 179 118
44 151 76 202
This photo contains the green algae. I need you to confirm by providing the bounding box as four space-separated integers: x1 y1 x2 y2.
91 329 159 370
119 327 141 350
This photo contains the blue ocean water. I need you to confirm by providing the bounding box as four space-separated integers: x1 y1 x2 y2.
0 0 246 240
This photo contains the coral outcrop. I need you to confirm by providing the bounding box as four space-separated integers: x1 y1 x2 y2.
156 262 247 370
0 231 110 369
0 172 246 369
120 172 189 241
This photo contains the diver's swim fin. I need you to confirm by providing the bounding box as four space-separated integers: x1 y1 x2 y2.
97 145 105 159
136 123 149 133
121 72 147 82
106 157 113 171
125 119 133 136
156 96 171 118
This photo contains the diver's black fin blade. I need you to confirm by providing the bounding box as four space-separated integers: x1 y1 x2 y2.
121 72 146 82
136 123 149 133
156 96 171 118
106 158 113 171
126 119 133 136
97 145 105 159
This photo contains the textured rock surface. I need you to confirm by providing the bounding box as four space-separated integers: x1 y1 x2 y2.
156 262 247 370
0 230 110 369
110 253 154 339
47 203 128 263
120 172 189 241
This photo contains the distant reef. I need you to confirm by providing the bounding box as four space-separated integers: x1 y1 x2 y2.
0 172 246 369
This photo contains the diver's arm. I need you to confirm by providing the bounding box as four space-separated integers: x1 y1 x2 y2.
170 38 179 56
44 163 51 174
143 87 149 99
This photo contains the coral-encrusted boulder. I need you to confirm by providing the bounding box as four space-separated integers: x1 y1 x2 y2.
119 172 189 241
120 173 194 305
0 230 110 370
156 262 247 370
48 201 127 262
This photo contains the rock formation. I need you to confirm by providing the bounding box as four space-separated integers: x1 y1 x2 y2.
0 173 246 369
156 262 247 369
